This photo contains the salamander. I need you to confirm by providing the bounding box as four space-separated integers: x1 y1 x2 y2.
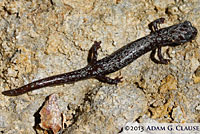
2 18 198 96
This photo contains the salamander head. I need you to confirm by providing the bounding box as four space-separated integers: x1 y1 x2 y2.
169 21 197 44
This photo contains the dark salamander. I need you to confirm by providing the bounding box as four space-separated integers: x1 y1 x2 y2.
2 18 197 96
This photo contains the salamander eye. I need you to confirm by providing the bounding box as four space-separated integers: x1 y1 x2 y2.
182 25 187 28
183 21 192 27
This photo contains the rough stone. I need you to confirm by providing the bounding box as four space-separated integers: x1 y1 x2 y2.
0 0 199 134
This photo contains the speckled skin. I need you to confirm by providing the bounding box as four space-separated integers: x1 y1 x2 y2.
2 18 197 96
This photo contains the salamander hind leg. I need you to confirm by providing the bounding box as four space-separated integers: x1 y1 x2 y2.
95 75 123 84
88 41 101 64
148 18 165 32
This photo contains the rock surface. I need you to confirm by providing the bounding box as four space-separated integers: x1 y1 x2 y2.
0 0 199 134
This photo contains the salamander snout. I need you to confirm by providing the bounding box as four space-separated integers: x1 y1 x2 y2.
185 21 198 40
170 21 198 44
180 21 197 42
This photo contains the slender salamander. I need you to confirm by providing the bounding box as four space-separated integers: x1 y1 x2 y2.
2 18 197 96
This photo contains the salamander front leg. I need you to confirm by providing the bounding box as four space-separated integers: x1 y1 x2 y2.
148 18 165 32
150 47 170 64
95 75 123 84
149 18 170 64
157 46 170 64
150 49 158 63
88 41 101 64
